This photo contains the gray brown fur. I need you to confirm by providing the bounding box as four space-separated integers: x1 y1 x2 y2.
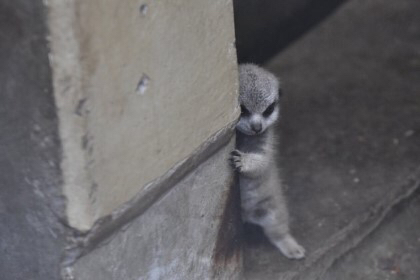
230 64 305 259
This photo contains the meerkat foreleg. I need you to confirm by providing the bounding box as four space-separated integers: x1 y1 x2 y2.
230 150 270 178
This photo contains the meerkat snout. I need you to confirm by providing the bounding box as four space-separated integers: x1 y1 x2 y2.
251 123 262 133
250 117 262 133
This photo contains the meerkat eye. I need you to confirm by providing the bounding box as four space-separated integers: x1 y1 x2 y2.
240 105 251 116
263 102 276 117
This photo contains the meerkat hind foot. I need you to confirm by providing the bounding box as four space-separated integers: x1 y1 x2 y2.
273 234 305 259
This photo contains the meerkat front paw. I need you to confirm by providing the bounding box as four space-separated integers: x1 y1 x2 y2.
229 150 244 172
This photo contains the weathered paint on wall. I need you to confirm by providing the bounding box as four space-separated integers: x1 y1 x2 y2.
47 0 239 230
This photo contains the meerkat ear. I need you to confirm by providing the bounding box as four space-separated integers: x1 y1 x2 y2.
278 88 283 98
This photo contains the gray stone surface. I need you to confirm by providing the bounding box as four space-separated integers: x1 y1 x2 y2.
72 139 243 280
0 1 66 279
324 192 420 280
243 0 420 278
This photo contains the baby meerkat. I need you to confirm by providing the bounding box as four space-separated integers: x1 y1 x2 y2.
230 64 305 259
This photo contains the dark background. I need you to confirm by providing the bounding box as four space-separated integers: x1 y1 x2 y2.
233 0 348 63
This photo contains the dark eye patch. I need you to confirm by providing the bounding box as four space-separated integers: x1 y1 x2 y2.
263 102 276 117
240 105 251 116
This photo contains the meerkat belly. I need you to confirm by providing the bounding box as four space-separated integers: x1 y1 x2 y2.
239 176 272 223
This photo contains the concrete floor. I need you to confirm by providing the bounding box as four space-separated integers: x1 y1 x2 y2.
243 0 420 279
324 193 420 280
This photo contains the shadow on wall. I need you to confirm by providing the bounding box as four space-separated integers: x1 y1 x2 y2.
233 0 348 64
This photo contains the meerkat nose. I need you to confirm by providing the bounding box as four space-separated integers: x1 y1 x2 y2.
251 123 262 133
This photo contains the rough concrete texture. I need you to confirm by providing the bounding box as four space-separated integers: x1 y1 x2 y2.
324 192 420 280
243 0 420 279
62 122 238 265
71 139 243 280
47 0 239 230
0 1 240 278
0 1 66 279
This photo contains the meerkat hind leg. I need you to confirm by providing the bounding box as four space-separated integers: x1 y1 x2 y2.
256 174 305 259
249 198 305 259
264 224 306 259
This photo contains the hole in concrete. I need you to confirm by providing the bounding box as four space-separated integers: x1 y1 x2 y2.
136 74 150 95
74 98 87 116
139 4 148 16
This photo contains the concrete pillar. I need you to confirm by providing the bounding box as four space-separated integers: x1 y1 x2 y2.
0 0 241 279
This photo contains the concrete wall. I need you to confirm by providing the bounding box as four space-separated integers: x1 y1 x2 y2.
48 0 239 231
72 140 242 280
1 0 241 279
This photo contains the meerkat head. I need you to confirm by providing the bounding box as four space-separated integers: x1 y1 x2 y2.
236 64 281 136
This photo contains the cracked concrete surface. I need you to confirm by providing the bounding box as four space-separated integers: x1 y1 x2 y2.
324 191 420 280
243 0 420 279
